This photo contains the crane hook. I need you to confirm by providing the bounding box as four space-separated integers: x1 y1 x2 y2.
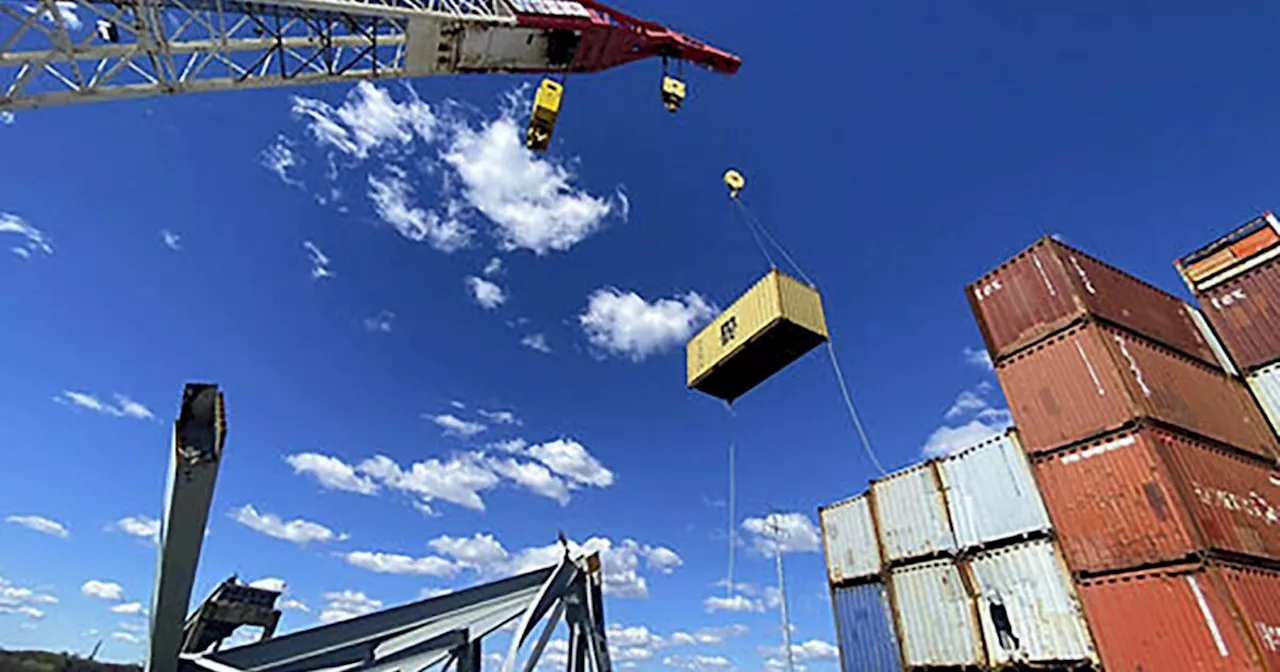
723 169 745 199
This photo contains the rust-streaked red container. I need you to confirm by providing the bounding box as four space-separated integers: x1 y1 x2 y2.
996 320 1279 458
969 236 1219 366
1033 425 1280 575
1220 564 1280 670
1198 259 1280 373
1077 564 1264 671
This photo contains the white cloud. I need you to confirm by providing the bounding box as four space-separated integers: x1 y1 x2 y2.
23 2 80 30
0 575 58 618
319 590 382 624
427 533 508 568
579 289 714 362
358 453 500 511
117 622 145 633
81 580 124 601
231 504 345 545
440 107 616 256
364 310 395 333
703 595 763 613
114 515 160 544
160 229 182 251
280 598 309 612
490 438 528 453
285 452 378 495
248 578 286 592
477 409 520 425
54 391 154 420
111 631 141 644
521 333 552 353
261 136 304 188
341 551 457 576
963 346 993 370
483 257 503 276
303 240 334 280
922 381 1013 458
0 112 12 125
644 546 683 574
111 601 144 615
420 587 453 600
761 640 837 668
1 213 53 258
292 82 435 159
431 413 487 438
484 457 571 504
6 515 69 538
741 513 821 555
527 439 614 488
465 276 507 310
663 655 734 672
450 400 467 409
368 169 472 251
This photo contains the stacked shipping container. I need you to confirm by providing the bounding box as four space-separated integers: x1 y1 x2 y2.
965 234 1280 670
820 432 1097 670
1177 211 1280 438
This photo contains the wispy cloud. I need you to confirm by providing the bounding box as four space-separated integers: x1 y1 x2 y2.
483 257 503 276
261 135 304 188
430 413 486 438
6 515 69 538
364 310 395 333
319 590 382 624
962 346 994 371
465 276 507 310
55 391 153 420
81 580 124 601
285 452 378 495
231 504 346 545
521 333 551 354
0 112 13 125
160 229 182 251
740 512 821 555
922 381 1012 457
23 2 81 30
303 240 334 280
1 213 53 258
368 168 472 251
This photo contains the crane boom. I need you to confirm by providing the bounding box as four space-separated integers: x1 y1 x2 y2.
0 0 738 111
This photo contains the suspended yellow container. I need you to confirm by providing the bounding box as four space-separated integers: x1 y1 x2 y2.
526 79 563 152
687 269 829 403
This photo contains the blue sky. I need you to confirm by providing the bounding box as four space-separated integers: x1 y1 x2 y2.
5 1 1280 669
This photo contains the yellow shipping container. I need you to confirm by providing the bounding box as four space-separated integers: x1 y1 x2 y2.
686 269 829 402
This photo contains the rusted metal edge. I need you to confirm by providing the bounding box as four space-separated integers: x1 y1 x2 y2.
884 548 960 570
1141 417 1280 468
954 528 1054 559
952 556 991 671
1203 560 1271 672
1047 535 1103 666
990 312 1224 371
867 486 910 672
1071 552 1210 581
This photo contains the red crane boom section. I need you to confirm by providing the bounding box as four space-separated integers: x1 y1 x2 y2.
511 0 742 75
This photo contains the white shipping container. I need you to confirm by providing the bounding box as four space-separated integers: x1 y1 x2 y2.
967 539 1098 667
872 463 956 562
820 494 881 584
890 559 982 668
1248 361 1280 438
936 430 1050 550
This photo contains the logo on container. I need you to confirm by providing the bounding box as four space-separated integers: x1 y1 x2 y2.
1192 483 1280 525
720 316 738 346
973 279 1003 302
1210 289 1248 311
1257 621 1280 652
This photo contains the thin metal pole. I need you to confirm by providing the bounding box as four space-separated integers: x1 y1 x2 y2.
771 516 795 672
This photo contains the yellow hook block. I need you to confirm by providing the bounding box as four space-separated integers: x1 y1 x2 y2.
723 169 745 199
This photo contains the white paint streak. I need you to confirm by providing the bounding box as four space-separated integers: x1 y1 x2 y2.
1187 575 1228 658
1059 435 1136 465
1031 253 1055 296
1068 256 1096 295
1114 336 1151 397
1074 337 1105 396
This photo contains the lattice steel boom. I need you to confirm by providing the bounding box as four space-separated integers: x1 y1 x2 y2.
0 0 738 110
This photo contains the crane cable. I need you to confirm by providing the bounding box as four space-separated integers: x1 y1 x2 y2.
725 186 888 476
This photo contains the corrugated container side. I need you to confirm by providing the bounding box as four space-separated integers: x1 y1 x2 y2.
889 559 982 668
830 582 903 672
820 494 881 585
1106 326 1279 459
1188 302 1241 377
1156 429 1280 565
776 271 829 339
871 464 956 563
1032 428 1201 575
997 320 1279 458
937 430 1050 549
1178 212 1280 290
1218 564 1280 670
966 539 1097 667
686 271 781 386
1076 565 1263 671
1199 259 1280 372
1249 362 1280 439
968 237 1218 366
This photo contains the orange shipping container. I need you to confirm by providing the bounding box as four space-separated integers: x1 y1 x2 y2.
1077 564 1265 672
1220 564 1280 670
996 320 1279 458
968 236 1219 367
1034 426 1280 575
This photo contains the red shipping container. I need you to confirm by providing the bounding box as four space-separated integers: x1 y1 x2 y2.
1077 564 1264 671
1034 426 1280 575
1220 564 1280 670
1199 259 1280 373
996 320 1279 459
969 236 1218 367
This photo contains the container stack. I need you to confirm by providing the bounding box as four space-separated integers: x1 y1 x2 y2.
1176 211 1280 440
968 236 1280 671
820 431 1097 671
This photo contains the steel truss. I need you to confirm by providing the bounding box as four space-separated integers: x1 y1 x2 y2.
181 549 614 672
0 0 511 110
